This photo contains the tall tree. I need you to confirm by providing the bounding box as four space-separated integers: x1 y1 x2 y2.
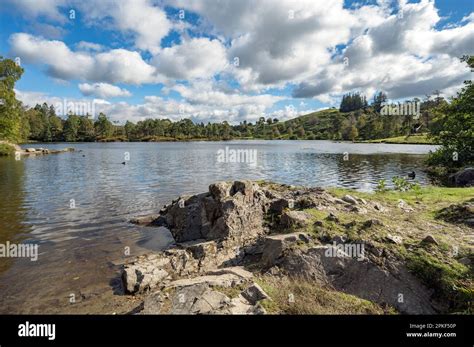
0 57 24 142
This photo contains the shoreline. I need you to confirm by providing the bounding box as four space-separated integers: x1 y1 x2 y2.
118 180 473 315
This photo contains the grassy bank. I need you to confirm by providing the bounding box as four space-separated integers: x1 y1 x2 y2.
362 133 436 145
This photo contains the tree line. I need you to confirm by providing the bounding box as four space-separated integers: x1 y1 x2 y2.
0 55 472 169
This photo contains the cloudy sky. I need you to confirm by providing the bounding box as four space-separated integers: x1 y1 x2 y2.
0 0 473 124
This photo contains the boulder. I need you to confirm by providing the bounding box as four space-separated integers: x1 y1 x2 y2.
449 167 474 187
398 199 414 212
241 283 270 304
157 181 268 245
260 232 311 267
278 246 437 314
129 214 160 226
421 235 438 246
209 181 231 200
386 234 403 245
25 148 36 153
342 195 358 205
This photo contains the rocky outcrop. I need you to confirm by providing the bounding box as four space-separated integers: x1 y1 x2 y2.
274 245 437 314
122 180 447 315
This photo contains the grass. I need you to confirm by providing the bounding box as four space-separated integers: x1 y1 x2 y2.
363 133 436 144
256 275 392 314
323 186 474 313
402 246 473 313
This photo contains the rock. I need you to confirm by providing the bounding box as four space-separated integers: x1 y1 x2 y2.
122 266 169 294
241 283 270 304
458 257 471 266
350 206 368 214
129 214 160 225
421 235 438 246
342 195 358 205
449 167 474 187
229 295 266 314
269 198 292 214
178 239 217 260
356 197 367 205
331 235 347 244
280 210 312 228
386 234 403 245
209 181 231 200
326 213 339 222
168 273 248 288
398 199 414 212
168 284 233 314
362 219 383 228
260 232 311 267
373 202 386 212
278 246 437 314
25 148 36 152
314 220 323 227
206 266 254 281
157 180 268 245
141 292 163 314
333 198 347 205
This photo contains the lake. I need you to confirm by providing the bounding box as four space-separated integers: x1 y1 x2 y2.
0 140 437 313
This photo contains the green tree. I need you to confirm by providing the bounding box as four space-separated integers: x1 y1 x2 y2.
94 113 114 139
0 57 24 142
64 114 80 142
428 56 473 168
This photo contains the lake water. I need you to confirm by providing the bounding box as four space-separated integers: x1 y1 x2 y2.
0 140 438 313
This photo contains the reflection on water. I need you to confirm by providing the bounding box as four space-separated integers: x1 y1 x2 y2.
0 140 437 313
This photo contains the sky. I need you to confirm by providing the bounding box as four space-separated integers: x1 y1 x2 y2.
0 0 473 124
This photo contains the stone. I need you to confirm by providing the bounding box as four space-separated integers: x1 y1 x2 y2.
331 235 347 244
398 199 414 212
449 167 474 187
373 202 386 212
314 220 323 227
421 235 438 245
356 197 367 205
25 148 36 152
260 232 311 267
386 234 403 245
178 239 217 260
168 273 247 288
206 266 254 280
350 206 368 214
458 257 471 266
342 195 358 205
209 181 231 200
326 213 339 222
280 210 312 228
157 180 268 245
269 198 292 214
363 219 383 228
278 246 437 314
167 284 234 314
129 214 160 225
241 283 270 304
122 266 169 294
141 292 163 314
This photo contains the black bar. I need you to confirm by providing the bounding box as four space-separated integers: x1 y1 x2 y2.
0 314 472 346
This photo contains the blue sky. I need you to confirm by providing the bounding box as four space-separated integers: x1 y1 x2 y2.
0 0 472 124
